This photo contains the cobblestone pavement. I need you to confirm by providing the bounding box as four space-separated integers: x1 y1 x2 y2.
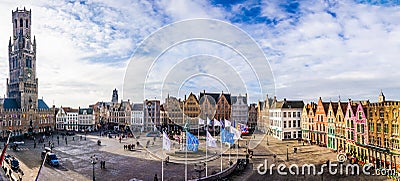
5 133 239 181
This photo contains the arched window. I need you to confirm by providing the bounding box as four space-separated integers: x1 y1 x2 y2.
26 20 28 28
14 19 17 28
20 18 23 27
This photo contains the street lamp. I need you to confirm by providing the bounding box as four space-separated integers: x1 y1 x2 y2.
90 154 98 181
286 145 289 161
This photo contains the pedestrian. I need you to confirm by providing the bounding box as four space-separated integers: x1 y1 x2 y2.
103 160 105 169
72 137 75 141
57 139 59 145
43 144 45 149
154 174 158 181
80 136 82 141
119 137 122 143
273 154 277 163
48 141 51 146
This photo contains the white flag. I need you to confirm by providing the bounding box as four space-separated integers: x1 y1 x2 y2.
198 118 205 125
153 125 158 132
229 126 241 140
163 131 171 151
206 131 217 147
225 119 231 127
213 119 222 127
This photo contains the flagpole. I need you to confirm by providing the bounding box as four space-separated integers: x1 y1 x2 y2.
206 126 208 177
220 128 223 172
183 104 187 181
198 119 200 141
185 131 187 181
162 132 164 181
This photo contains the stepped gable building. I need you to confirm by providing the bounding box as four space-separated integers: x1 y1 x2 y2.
0 8 54 138
257 95 272 133
182 93 200 118
199 91 231 121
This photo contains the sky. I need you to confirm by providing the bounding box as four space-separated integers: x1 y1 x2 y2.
0 0 400 107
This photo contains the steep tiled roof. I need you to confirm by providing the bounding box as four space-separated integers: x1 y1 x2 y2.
79 108 93 114
231 95 247 105
38 99 50 109
273 100 304 109
322 102 330 114
3 98 18 110
258 101 265 111
62 107 78 112
331 102 339 115
132 103 144 111
199 92 231 105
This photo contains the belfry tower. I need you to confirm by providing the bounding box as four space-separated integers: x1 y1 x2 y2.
7 7 38 110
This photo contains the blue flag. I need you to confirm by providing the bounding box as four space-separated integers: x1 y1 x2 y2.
220 128 234 145
186 131 199 152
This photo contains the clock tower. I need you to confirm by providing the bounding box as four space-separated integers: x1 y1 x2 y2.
7 7 38 110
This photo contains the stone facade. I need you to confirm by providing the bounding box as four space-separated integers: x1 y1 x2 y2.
199 91 231 121
248 103 257 129
182 93 200 118
0 8 54 138
231 94 248 125
257 95 272 133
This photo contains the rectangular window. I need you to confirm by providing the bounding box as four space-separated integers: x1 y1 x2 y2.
288 121 291 128
361 125 364 133
297 112 301 117
358 112 362 120
369 122 374 132
293 112 296 117
288 112 291 118
384 124 388 134
293 120 296 127
283 112 287 117
357 124 360 133
284 121 287 128
298 120 300 127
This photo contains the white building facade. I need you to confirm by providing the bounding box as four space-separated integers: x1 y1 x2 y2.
144 99 161 131
269 98 304 140
56 107 78 131
131 103 144 132
231 94 248 125
78 108 95 132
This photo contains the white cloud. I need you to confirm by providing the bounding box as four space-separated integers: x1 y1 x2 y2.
1 0 400 107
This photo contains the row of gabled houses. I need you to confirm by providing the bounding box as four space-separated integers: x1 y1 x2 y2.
55 89 256 133
303 92 400 170
256 91 400 170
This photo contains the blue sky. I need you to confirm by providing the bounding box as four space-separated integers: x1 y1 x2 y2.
0 0 400 107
